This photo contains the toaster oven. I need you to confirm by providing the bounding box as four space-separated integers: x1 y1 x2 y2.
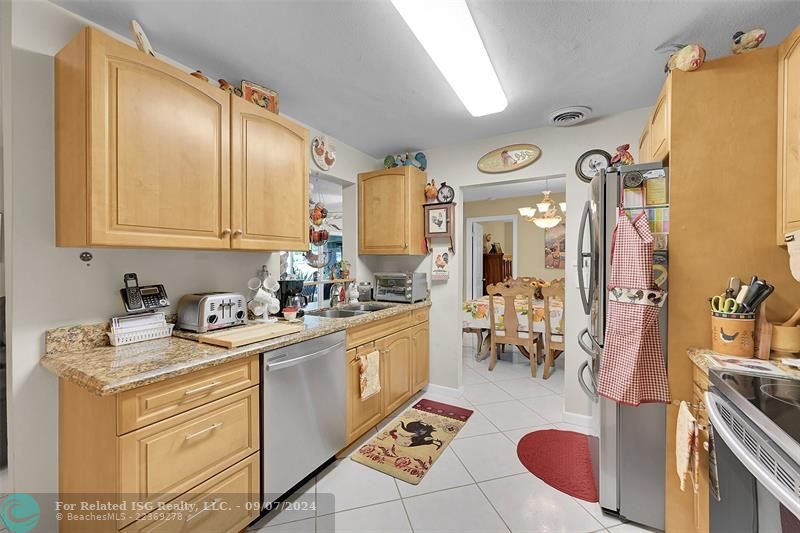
374 272 427 303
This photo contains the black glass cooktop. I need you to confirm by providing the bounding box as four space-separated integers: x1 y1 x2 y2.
712 370 800 446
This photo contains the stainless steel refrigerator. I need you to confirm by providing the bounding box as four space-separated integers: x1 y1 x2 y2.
576 163 668 530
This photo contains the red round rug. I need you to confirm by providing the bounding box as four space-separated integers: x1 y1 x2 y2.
517 429 598 502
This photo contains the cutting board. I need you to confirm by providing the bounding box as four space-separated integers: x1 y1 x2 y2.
198 322 304 348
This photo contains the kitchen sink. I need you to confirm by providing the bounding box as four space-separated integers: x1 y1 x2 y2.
305 309 369 319
341 302 397 312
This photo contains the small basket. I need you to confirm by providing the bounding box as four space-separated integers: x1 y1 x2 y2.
108 323 174 346
711 311 755 357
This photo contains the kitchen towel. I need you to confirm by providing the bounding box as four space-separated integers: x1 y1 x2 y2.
676 400 697 492
358 350 381 401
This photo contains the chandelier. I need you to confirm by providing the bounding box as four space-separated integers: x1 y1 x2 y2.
518 190 565 229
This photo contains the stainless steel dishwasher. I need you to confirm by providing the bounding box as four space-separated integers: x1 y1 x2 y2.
262 331 346 500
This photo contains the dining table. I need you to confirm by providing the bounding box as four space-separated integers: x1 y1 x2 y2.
462 295 564 361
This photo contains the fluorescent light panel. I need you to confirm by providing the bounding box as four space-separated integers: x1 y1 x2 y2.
391 0 507 117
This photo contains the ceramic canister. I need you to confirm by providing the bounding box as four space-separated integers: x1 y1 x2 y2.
711 312 755 357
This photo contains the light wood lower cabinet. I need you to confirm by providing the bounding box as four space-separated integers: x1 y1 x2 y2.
344 309 430 446
691 366 710 533
378 329 414 415
411 323 430 392
346 348 384 444
59 357 260 532
121 453 260 532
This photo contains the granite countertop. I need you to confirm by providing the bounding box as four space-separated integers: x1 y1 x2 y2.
688 347 800 379
41 301 431 396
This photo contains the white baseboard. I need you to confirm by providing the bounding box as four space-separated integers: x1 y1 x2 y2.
425 383 465 397
563 410 593 427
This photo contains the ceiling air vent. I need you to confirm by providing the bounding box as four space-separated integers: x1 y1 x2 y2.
549 106 592 127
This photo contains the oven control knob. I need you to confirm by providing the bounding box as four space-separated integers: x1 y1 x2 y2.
236 310 245 320
207 314 218 324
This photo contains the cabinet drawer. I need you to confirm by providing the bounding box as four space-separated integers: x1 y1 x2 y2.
118 357 259 434
411 308 429 325
347 312 411 348
122 453 260 532
118 387 259 523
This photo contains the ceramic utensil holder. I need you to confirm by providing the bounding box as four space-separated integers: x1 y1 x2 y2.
771 325 800 354
711 311 755 357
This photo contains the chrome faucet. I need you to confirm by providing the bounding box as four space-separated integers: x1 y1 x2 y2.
329 283 343 307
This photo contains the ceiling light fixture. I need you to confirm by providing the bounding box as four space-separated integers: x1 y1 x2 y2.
518 180 564 228
390 0 507 117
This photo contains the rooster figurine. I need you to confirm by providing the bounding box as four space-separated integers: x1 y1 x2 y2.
383 155 398 169
732 28 766 54
610 144 634 168
664 44 706 73
424 179 438 203
414 152 428 171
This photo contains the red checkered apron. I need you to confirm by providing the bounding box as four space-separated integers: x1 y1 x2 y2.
598 209 670 405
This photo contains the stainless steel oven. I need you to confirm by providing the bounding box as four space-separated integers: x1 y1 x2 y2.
707 369 800 532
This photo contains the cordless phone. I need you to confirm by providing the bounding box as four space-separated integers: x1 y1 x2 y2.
124 273 143 310
120 273 170 314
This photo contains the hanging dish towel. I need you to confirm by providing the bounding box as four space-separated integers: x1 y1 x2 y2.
675 401 696 492
358 350 381 400
599 209 671 405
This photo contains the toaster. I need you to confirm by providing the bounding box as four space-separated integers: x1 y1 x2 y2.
177 292 247 333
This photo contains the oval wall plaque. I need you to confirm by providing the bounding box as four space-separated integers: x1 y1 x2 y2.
477 144 542 174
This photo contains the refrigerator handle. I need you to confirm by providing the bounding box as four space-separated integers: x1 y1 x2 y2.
578 359 599 402
577 201 595 315
578 327 601 357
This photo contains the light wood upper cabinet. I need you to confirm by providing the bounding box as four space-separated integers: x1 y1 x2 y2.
649 77 671 162
56 27 231 249
778 25 800 244
378 328 414 414
231 97 309 251
56 27 309 251
359 167 427 255
638 123 651 163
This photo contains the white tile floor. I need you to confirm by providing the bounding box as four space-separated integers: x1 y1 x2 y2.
251 343 657 533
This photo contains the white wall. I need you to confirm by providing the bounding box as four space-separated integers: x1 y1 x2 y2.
6 0 379 496
421 108 651 413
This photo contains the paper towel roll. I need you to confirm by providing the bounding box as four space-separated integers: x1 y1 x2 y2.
788 230 800 282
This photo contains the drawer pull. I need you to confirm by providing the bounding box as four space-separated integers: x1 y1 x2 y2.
184 381 222 396
185 422 223 440
186 497 222 522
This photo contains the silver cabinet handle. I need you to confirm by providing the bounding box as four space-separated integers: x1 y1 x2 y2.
221 228 232 236
186 497 222 522
184 380 221 396
185 422 223 440
233 229 243 236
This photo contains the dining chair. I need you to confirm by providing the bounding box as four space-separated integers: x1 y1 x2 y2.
541 278 565 379
486 281 543 377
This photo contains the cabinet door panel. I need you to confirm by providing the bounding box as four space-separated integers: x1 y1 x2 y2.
411 323 429 393
359 172 408 253
780 28 800 241
378 330 413 414
346 350 383 444
89 32 230 249
231 98 309 250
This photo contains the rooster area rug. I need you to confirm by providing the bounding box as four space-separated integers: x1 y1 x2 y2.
351 399 473 484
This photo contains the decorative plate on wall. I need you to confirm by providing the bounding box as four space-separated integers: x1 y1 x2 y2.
477 144 541 174
311 136 336 171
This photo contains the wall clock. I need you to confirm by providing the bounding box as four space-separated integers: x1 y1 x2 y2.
437 182 455 203
575 149 611 183
477 144 541 174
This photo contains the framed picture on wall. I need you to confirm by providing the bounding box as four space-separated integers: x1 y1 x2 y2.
424 202 456 253
544 223 566 269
